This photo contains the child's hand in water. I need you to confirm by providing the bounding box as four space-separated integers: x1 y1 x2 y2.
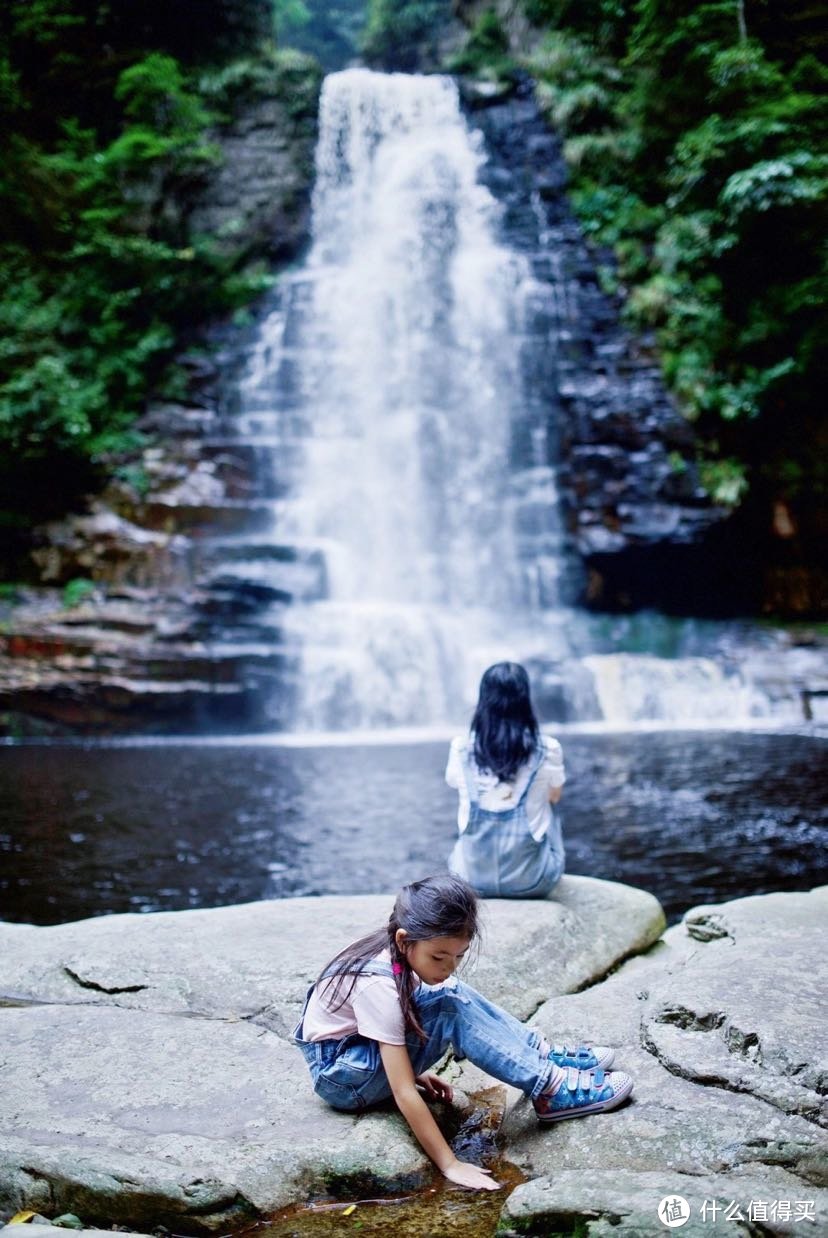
415 1072 453 1101
443 1159 501 1191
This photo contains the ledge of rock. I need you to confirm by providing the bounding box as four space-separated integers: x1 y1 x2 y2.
2 883 825 1237
495 885 828 1236
0 877 660 1231
0 877 664 1030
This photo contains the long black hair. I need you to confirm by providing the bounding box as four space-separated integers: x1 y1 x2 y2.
471 661 540 783
316 874 480 1042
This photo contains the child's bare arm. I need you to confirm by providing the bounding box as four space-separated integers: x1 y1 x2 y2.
378 1042 500 1191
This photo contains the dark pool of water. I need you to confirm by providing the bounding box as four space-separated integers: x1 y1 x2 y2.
1 730 826 926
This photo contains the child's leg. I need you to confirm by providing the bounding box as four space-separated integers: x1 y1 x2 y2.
407 979 561 1101
310 980 558 1111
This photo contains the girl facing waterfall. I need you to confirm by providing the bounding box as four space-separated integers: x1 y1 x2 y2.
293 875 633 1190
446 662 565 899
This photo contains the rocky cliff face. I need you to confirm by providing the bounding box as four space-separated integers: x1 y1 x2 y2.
460 78 740 615
184 53 322 263
0 58 322 736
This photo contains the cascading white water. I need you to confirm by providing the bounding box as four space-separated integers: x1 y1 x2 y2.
240 69 562 728
235 69 810 731
583 654 770 724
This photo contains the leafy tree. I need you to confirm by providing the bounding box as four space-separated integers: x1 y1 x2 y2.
274 0 367 69
525 0 828 603
0 1 296 530
362 0 449 70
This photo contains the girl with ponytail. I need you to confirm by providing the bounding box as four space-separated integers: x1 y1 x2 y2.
294 874 632 1190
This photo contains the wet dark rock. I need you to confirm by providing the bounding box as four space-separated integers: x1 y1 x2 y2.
464 84 747 615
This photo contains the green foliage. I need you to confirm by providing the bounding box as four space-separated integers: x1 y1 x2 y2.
526 3 828 522
362 0 449 71
273 0 367 70
61 577 96 608
199 45 321 120
448 9 516 79
525 0 632 54
0 4 297 530
698 456 749 506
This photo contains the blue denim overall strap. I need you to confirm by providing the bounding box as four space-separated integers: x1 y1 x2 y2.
449 742 563 899
292 957 394 1045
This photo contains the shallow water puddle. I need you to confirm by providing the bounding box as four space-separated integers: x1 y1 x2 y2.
253 1163 524 1238
247 1087 524 1238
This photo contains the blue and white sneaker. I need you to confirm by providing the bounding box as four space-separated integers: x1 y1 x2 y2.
546 1042 615 1071
534 1066 634 1123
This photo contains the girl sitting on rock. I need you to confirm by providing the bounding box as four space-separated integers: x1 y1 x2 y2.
446 662 566 899
293 874 632 1191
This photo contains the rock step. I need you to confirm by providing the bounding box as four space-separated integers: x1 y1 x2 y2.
192 539 326 566
196 442 305 501
0 673 299 733
0 636 296 679
125 501 282 536
193 543 327 602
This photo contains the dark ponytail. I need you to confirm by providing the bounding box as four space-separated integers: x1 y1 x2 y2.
316 874 480 1041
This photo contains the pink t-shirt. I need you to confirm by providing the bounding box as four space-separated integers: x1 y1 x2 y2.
302 950 408 1045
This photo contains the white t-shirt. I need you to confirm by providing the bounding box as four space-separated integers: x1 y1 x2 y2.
445 733 565 842
302 949 409 1044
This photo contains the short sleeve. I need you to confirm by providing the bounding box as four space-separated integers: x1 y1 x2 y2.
445 736 465 789
351 976 406 1044
541 735 565 789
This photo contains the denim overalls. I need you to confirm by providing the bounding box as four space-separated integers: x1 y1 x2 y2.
448 745 565 899
293 958 557 1110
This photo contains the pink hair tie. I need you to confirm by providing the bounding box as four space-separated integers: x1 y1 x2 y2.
391 962 404 975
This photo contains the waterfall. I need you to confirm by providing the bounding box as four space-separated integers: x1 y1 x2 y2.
232 69 811 731
583 655 770 725
240 69 562 729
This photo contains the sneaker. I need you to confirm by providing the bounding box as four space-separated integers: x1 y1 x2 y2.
546 1042 615 1071
534 1066 634 1123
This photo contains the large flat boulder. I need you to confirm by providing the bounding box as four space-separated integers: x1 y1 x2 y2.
0 1005 424 1233
0 876 665 1031
2 884 825 1237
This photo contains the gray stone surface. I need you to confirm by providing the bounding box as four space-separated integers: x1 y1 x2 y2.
491 887 828 1236
1 885 825 1237
498 1168 825 1237
0 879 662 1230
0 876 665 1030
643 891 828 1124
186 57 322 263
0 1005 424 1232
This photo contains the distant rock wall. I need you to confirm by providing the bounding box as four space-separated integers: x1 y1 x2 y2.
0 57 322 736
184 54 322 263
461 79 738 615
